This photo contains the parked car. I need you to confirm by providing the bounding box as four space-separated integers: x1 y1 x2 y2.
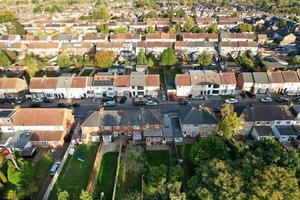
161 94 167 101
169 94 176 101
0 98 12 104
117 96 126 104
43 98 54 103
50 162 61 176
103 101 116 107
101 97 115 102
32 98 43 103
15 96 26 104
192 95 205 100
71 103 80 107
240 91 246 99
30 103 41 108
245 91 256 98
275 97 289 102
133 101 146 106
260 97 272 103
146 100 158 106
178 98 190 105
293 96 300 102
225 98 238 104
57 103 71 108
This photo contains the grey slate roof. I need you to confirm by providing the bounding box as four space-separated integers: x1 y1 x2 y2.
178 106 217 124
162 116 182 138
82 109 162 127
130 72 145 86
241 105 294 122
241 72 254 83
252 72 270 84
253 126 275 137
276 125 300 136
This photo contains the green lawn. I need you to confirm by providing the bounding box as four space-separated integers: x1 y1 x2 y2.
148 68 165 85
220 94 235 100
49 144 98 200
80 69 94 76
93 152 118 200
146 150 170 167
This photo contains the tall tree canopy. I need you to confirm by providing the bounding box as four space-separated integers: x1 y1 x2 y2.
95 50 116 68
160 48 176 67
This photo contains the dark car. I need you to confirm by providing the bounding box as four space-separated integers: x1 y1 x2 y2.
57 103 71 108
246 91 256 98
178 98 190 105
117 96 126 104
71 103 80 107
214 107 221 113
240 91 246 98
15 96 26 104
293 96 300 103
30 103 41 108
275 97 289 102
133 101 146 106
101 97 115 102
0 98 13 104
43 98 54 103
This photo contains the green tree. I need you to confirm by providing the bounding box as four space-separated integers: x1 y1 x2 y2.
92 4 110 20
0 10 16 23
58 190 69 200
167 181 186 200
113 26 128 34
190 137 229 165
136 49 147 65
189 159 245 200
237 52 255 71
57 54 71 68
0 50 12 67
6 190 19 200
290 57 300 65
238 23 253 32
146 26 155 34
207 23 218 33
168 165 184 182
218 104 243 140
147 58 154 67
7 21 26 35
176 8 185 17
122 191 141 200
7 161 22 187
197 51 213 67
79 190 92 200
249 165 300 199
278 18 287 28
183 16 194 32
160 48 176 67
122 145 144 175
97 24 109 33
4 50 17 62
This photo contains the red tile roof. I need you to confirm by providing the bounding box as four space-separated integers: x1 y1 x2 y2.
114 75 130 87
176 74 191 86
145 75 160 87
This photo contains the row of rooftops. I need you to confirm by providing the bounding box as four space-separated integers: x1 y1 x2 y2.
29 72 160 90
239 71 300 84
175 70 300 87
176 71 236 86
0 32 257 42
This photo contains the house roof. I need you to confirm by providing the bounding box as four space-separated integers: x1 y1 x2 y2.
82 34 107 40
0 78 28 91
81 109 162 127
30 131 64 142
221 32 256 40
29 77 58 89
28 42 59 49
240 72 254 83
252 72 270 84
178 106 217 124
275 125 300 136
93 75 114 86
176 74 191 86
267 71 284 83
145 33 176 40
282 71 299 82
11 108 72 126
220 72 236 84
241 105 294 122
110 33 140 40
182 33 218 40
190 70 206 85
175 41 215 47
253 126 275 137
145 75 160 87
71 77 88 88
130 72 145 86
113 75 130 87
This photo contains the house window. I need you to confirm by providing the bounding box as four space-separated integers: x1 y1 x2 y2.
276 121 281 125
194 124 198 127
137 86 144 90
286 121 291 125
133 125 139 129
131 86 135 89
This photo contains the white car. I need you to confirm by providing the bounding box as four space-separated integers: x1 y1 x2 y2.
260 97 272 103
103 101 116 107
225 98 238 104
146 100 158 106
32 98 43 103
50 162 61 176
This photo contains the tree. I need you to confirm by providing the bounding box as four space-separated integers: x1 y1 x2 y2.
237 52 255 71
146 26 155 34
79 190 92 200
167 181 186 200
7 161 22 187
0 171 7 184
4 50 17 62
189 159 245 200
168 165 184 182
0 50 12 67
183 16 194 32
197 51 213 67
207 23 218 33
92 4 110 20
95 50 116 68
160 48 176 67
0 10 16 23
113 26 128 34
278 18 287 28
238 23 253 32
97 24 109 33
218 104 243 140
122 191 141 200
190 137 229 166
147 58 154 67
290 57 300 65
176 8 185 17
57 54 71 68
27 65 39 77
249 165 300 199
136 49 147 65
58 190 69 200
6 190 19 200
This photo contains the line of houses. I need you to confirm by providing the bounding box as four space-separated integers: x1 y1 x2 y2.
0 32 260 57
0 72 160 100
175 70 300 97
